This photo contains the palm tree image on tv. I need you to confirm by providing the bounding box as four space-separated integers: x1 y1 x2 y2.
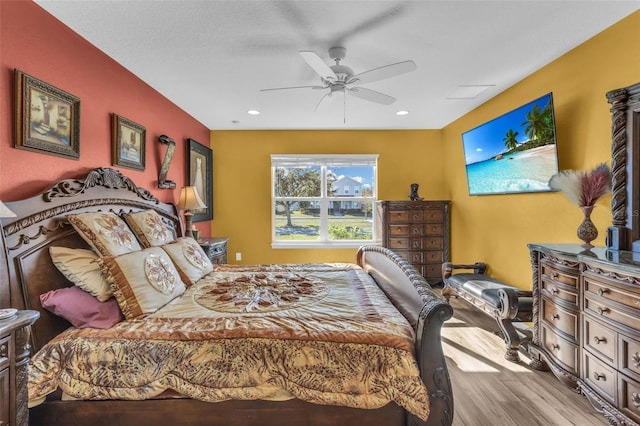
462 92 559 195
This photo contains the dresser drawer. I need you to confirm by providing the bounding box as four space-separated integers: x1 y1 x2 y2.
541 260 579 288
542 297 578 340
620 334 640 382
389 238 409 250
408 210 424 222
424 210 443 223
584 315 617 366
424 224 443 236
388 210 409 223
424 237 443 250
409 224 424 236
0 335 9 371
584 276 640 317
541 323 579 374
389 224 409 236
583 351 617 405
424 250 443 263
584 295 640 331
541 279 578 306
422 264 442 280
618 374 640 424
0 367 8 426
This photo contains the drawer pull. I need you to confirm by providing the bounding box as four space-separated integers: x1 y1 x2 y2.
632 393 640 408
551 343 560 351
632 353 640 368
597 307 610 315
597 288 610 296
551 314 560 320
593 336 607 344
551 288 559 295
593 372 606 381
0 342 7 358
551 272 559 279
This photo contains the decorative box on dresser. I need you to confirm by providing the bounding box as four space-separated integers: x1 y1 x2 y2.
529 243 640 425
376 200 450 285
0 310 39 426
198 237 229 264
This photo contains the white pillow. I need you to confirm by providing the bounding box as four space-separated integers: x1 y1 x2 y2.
49 247 112 302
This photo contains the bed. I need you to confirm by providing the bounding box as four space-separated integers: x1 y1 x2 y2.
0 167 453 426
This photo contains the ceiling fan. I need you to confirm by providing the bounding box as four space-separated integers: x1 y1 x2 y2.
261 47 417 116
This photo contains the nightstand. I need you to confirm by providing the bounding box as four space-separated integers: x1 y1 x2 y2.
198 237 229 264
0 309 39 426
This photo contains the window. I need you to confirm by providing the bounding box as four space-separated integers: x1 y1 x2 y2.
272 154 378 248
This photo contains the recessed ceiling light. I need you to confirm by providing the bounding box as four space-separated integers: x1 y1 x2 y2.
396 110 409 116
247 110 260 115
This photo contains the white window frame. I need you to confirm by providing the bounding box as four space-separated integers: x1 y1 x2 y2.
271 154 378 249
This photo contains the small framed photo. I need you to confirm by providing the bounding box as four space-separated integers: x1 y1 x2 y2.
112 113 145 171
14 69 80 160
187 138 213 222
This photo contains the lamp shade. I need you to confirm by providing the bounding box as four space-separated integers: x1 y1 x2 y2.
178 186 207 211
0 200 16 218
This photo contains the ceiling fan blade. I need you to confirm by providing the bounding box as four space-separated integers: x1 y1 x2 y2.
260 85 325 92
349 60 417 85
314 92 340 112
300 51 337 81
348 87 396 105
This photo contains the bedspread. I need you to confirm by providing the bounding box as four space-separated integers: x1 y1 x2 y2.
29 263 429 420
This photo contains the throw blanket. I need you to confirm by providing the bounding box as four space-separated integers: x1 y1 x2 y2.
29 263 429 420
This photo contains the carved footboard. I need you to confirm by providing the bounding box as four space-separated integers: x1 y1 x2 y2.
357 246 454 426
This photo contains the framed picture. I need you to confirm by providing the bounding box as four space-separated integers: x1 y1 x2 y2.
112 113 146 171
187 138 213 221
14 69 80 160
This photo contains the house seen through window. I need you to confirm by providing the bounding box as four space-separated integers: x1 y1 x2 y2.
272 154 378 248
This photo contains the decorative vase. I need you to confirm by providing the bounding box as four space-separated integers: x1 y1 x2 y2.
577 205 598 247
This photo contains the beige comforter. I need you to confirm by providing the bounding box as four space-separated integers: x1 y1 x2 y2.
29 263 429 420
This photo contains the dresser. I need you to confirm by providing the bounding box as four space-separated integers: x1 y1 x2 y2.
529 244 640 425
198 237 229 264
0 310 39 426
376 200 450 285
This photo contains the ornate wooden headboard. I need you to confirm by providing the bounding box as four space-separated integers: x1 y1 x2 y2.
0 167 183 351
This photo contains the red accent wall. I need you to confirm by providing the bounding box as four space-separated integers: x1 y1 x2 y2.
0 1 211 234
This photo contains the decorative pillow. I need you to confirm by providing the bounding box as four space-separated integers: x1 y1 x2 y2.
40 286 124 329
100 246 187 319
123 209 175 248
49 247 112 302
67 212 141 257
161 237 213 285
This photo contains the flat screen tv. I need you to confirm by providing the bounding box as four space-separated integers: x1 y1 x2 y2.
461 92 559 196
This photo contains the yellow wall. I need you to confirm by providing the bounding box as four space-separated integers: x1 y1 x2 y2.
442 10 640 288
210 130 442 264
210 11 639 286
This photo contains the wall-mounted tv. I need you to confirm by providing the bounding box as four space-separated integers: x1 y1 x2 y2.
461 92 559 196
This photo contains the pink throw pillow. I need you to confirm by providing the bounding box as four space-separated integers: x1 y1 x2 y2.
40 286 124 329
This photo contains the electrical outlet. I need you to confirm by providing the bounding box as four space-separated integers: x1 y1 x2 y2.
235 252 242 261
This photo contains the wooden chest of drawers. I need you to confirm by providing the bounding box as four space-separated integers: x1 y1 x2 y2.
376 200 450 285
529 243 640 425
0 310 39 426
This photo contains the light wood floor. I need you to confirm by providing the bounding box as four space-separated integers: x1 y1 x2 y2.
442 295 609 426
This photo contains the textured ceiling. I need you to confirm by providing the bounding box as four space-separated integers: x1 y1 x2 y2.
35 0 640 130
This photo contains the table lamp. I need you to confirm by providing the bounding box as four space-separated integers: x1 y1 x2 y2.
177 186 206 238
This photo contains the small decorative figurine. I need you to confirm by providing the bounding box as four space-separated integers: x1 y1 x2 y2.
409 183 424 201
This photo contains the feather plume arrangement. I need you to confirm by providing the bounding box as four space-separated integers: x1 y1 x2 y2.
548 163 611 207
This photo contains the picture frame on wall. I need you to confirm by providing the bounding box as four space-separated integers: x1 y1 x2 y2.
187 138 213 222
112 113 146 171
14 69 80 160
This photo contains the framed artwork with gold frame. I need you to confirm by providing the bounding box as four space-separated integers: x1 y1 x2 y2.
15 69 80 160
